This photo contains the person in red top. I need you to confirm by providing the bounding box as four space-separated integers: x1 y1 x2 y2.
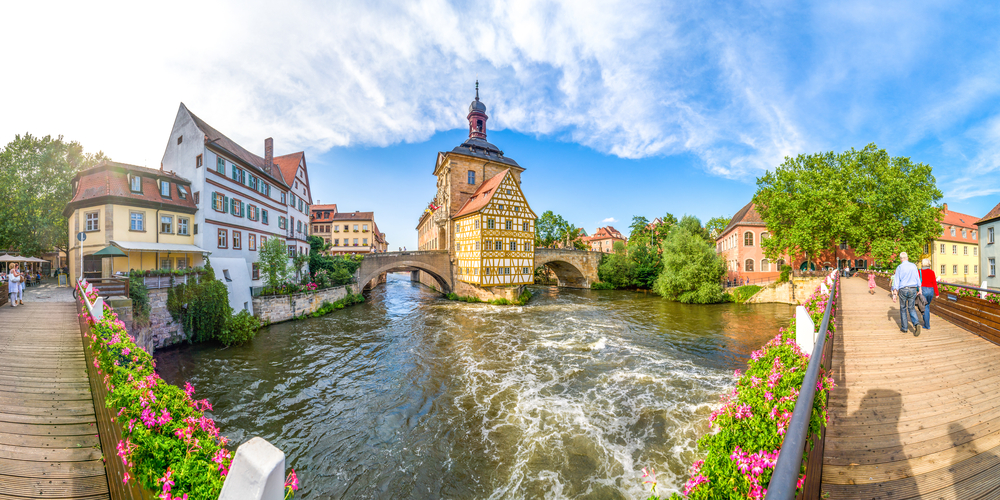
919 258 939 330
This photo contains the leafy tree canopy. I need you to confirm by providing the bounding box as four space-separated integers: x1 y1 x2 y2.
678 215 712 242
535 210 586 249
705 216 732 239
0 133 107 257
653 225 727 303
754 143 942 265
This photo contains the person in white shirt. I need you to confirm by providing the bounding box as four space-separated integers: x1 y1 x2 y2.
7 263 21 307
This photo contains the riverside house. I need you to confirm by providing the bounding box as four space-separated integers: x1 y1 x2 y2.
311 205 388 255
159 103 312 314
976 201 1000 289
64 161 207 281
581 226 626 253
921 203 981 286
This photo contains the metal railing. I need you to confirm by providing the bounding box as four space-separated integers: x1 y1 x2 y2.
764 275 838 500
937 281 1000 295
724 276 778 288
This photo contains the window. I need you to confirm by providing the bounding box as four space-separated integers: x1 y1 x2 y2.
279 217 287 229
953 265 958 274
761 259 770 272
990 227 996 244
762 232 770 239
178 185 187 199
176 258 187 269
353 224 359 231
217 157 225 173
130 211 144 231
196 155 202 168
961 228 968 238
249 234 257 251
952 245 957 255
177 135 183 145
280 192 286 204
212 192 223 211
495 241 503 251
262 210 269 225
299 199 304 212
973 230 977 240
252 263 260 280
260 236 266 245
456 223 461 233
160 180 171 197
194 223 198 235
475 220 480 229
940 243 946 254
744 232 754 246
523 267 530 274
505 220 512 230
964 246 968 255
487 219 495 229
194 191 200 205
475 242 480 250
991 258 996 277
298 220 303 233
232 231 241 249
515 206 519 212
951 227 956 237
363 224 368 231
161 259 172 270
745 259 754 272
839 240 847 250
85 211 99 231
250 176 258 191
353 238 359 246
975 265 979 274
218 229 228 248
974 247 978 256
160 215 173 234
178 217 189 235
130 175 142 193
964 265 969 274
523 222 529 232
363 238 368 246
483 267 491 275
334 239 339 246
468 170 475 184
231 198 241 217
510 240 517 251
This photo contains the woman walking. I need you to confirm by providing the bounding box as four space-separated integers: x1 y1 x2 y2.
868 272 877 294
7 263 21 307
919 259 939 330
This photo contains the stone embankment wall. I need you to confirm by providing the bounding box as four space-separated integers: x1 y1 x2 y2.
252 286 348 325
748 277 825 304
411 270 523 301
131 288 187 354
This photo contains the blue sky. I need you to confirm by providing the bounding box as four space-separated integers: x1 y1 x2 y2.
3 1 1000 248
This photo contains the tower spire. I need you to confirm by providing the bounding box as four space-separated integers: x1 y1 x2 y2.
475 80 479 101
467 81 488 140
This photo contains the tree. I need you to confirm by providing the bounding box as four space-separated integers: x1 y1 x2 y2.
307 235 362 286
535 210 585 249
705 216 731 239
678 215 712 242
653 225 727 304
754 143 942 266
598 252 635 288
630 243 661 290
0 134 107 259
652 213 677 244
628 216 651 246
258 237 291 289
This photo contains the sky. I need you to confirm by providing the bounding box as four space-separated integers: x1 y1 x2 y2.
3 0 1000 248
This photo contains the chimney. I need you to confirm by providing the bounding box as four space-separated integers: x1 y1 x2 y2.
264 138 274 172
943 203 948 214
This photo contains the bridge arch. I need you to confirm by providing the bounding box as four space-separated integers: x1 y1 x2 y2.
533 249 601 289
355 251 453 294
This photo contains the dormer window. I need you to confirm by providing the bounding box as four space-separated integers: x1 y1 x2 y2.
129 174 142 193
178 185 187 199
160 180 171 197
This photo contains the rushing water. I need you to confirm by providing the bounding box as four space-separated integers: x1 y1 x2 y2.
155 274 794 499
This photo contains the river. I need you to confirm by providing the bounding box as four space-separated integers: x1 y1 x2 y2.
155 274 795 499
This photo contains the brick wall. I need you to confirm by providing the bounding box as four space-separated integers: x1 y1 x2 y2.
252 285 349 324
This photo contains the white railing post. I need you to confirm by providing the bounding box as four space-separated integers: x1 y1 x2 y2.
795 305 816 354
218 437 286 500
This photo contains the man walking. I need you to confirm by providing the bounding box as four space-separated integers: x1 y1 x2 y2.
891 252 922 336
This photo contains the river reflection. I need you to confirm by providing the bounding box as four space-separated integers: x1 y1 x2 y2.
155 274 794 499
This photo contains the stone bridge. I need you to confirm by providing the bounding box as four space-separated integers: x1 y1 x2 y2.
355 248 603 293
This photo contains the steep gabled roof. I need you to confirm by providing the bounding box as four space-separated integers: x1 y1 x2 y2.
586 226 625 241
719 201 766 239
331 211 374 221
181 103 289 189
977 201 1000 226
64 161 196 216
273 152 303 186
453 169 509 218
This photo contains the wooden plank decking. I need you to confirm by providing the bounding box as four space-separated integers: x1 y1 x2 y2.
0 302 109 499
822 276 1000 499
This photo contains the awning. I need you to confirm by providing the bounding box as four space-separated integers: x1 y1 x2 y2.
93 245 128 257
110 241 211 254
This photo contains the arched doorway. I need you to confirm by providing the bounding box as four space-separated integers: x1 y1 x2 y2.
799 261 816 272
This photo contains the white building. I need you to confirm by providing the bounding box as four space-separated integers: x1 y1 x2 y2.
977 201 1000 289
273 152 313 259
160 103 312 313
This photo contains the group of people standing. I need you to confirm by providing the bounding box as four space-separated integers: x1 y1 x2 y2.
888 252 939 336
6 263 25 307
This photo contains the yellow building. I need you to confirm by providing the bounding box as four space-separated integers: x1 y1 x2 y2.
453 169 536 286
921 204 980 285
64 161 209 281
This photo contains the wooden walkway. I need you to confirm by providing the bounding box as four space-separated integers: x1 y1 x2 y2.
822 277 1000 499
0 302 109 499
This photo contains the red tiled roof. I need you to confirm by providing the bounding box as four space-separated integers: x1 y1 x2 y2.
331 211 374 221
183 103 289 189
938 207 981 243
978 201 1000 226
719 201 766 239
310 204 338 222
274 152 312 204
583 226 625 241
65 161 196 216
453 169 509 218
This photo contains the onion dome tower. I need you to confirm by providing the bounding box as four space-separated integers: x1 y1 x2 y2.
468 80 488 139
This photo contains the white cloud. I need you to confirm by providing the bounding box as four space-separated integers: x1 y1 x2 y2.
601 217 617 223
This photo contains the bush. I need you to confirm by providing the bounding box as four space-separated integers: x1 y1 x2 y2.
308 292 366 317
515 289 533 305
598 252 636 289
778 265 793 283
129 278 151 325
447 292 459 300
730 285 763 303
167 278 232 343
590 282 616 290
653 226 726 304
218 310 260 347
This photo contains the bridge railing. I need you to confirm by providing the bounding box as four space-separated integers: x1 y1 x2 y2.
765 272 839 500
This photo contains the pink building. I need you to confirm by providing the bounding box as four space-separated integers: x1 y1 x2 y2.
582 226 626 253
716 202 785 282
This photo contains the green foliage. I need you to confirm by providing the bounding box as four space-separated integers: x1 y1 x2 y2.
612 240 627 255
259 237 292 289
628 215 651 245
630 243 662 290
129 277 151 325
535 210 586 249
730 285 762 303
167 278 232 343
778 265 793 283
597 251 636 289
590 282 616 290
307 236 362 289
0 133 108 259
218 310 260 347
81 301 231 498
515 289 533 305
653 225 727 304
705 216 731 239
489 298 511 305
678 215 712 242
446 292 459 300
754 143 943 265
309 292 366 317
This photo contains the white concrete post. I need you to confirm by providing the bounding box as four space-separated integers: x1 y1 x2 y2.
91 297 104 322
982 281 989 300
820 283 829 295
218 437 286 500
795 305 816 355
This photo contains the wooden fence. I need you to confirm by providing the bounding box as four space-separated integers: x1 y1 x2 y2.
87 277 129 299
141 273 202 290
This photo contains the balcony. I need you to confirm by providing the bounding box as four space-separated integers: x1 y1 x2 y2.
286 230 309 241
